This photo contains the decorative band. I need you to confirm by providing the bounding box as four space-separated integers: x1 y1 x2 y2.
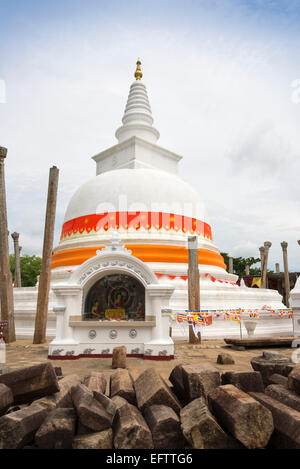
60 211 213 241
48 353 174 361
155 272 237 285
51 245 226 270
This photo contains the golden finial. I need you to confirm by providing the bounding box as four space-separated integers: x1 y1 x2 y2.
134 58 143 81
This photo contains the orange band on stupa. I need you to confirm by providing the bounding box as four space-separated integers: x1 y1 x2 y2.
60 211 213 240
51 244 226 269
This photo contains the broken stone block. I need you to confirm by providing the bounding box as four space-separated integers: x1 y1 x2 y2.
170 364 220 404
83 371 106 394
251 354 294 385
0 383 13 416
288 366 300 395
268 373 288 387
217 353 235 365
249 391 300 449
180 397 235 449
110 369 136 405
112 346 126 369
113 398 153 449
263 351 288 361
135 368 181 414
265 384 300 412
0 403 48 449
144 405 183 449
0 363 59 405
181 363 221 403
208 384 274 449
73 429 113 449
35 408 76 449
221 371 264 393
34 374 81 411
71 384 116 431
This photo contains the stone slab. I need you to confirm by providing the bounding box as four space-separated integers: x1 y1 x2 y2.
110 368 136 405
145 404 183 449
0 363 59 404
208 384 274 449
35 408 76 449
221 371 264 393
225 337 294 348
135 367 181 414
249 391 300 449
0 403 48 449
113 398 153 449
265 384 300 412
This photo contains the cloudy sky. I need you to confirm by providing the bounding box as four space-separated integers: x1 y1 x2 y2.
0 0 300 272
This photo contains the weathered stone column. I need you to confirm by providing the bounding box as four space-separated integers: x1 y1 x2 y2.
0 146 16 342
229 257 233 274
281 241 290 307
259 246 265 278
188 236 201 344
261 241 271 289
33 166 59 344
11 232 22 288
275 263 280 274
245 265 250 276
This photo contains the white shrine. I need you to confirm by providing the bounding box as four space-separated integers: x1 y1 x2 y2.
13 59 294 356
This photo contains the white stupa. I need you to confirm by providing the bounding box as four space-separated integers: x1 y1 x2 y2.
14 60 291 351
51 59 284 311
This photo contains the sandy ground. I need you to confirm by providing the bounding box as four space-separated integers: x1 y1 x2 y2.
2 339 295 385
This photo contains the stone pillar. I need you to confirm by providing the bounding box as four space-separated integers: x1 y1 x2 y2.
33 166 59 344
281 241 290 308
188 236 201 344
259 246 265 277
262 241 272 289
275 263 280 274
229 257 233 274
245 265 250 276
0 146 16 343
11 232 22 288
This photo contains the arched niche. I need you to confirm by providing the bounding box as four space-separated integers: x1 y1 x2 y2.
83 272 145 321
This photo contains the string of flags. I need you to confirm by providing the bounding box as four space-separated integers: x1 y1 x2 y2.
155 272 238 285
170 308 294 326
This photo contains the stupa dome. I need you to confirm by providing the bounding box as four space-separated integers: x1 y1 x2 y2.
63 167 206 222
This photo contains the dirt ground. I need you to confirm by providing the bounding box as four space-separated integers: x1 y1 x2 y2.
3 339 295 386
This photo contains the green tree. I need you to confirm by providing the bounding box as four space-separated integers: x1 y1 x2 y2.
10 254 42 287
221 252 261 277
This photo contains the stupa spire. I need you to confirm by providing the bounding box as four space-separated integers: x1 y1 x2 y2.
115 59 160 144
134 58 143 81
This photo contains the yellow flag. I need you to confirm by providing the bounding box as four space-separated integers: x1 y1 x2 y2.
251 277 261 288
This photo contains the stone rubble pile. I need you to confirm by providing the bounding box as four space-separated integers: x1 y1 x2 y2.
0 353 299 449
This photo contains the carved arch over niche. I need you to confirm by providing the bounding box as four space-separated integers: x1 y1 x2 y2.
71 248 158 290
